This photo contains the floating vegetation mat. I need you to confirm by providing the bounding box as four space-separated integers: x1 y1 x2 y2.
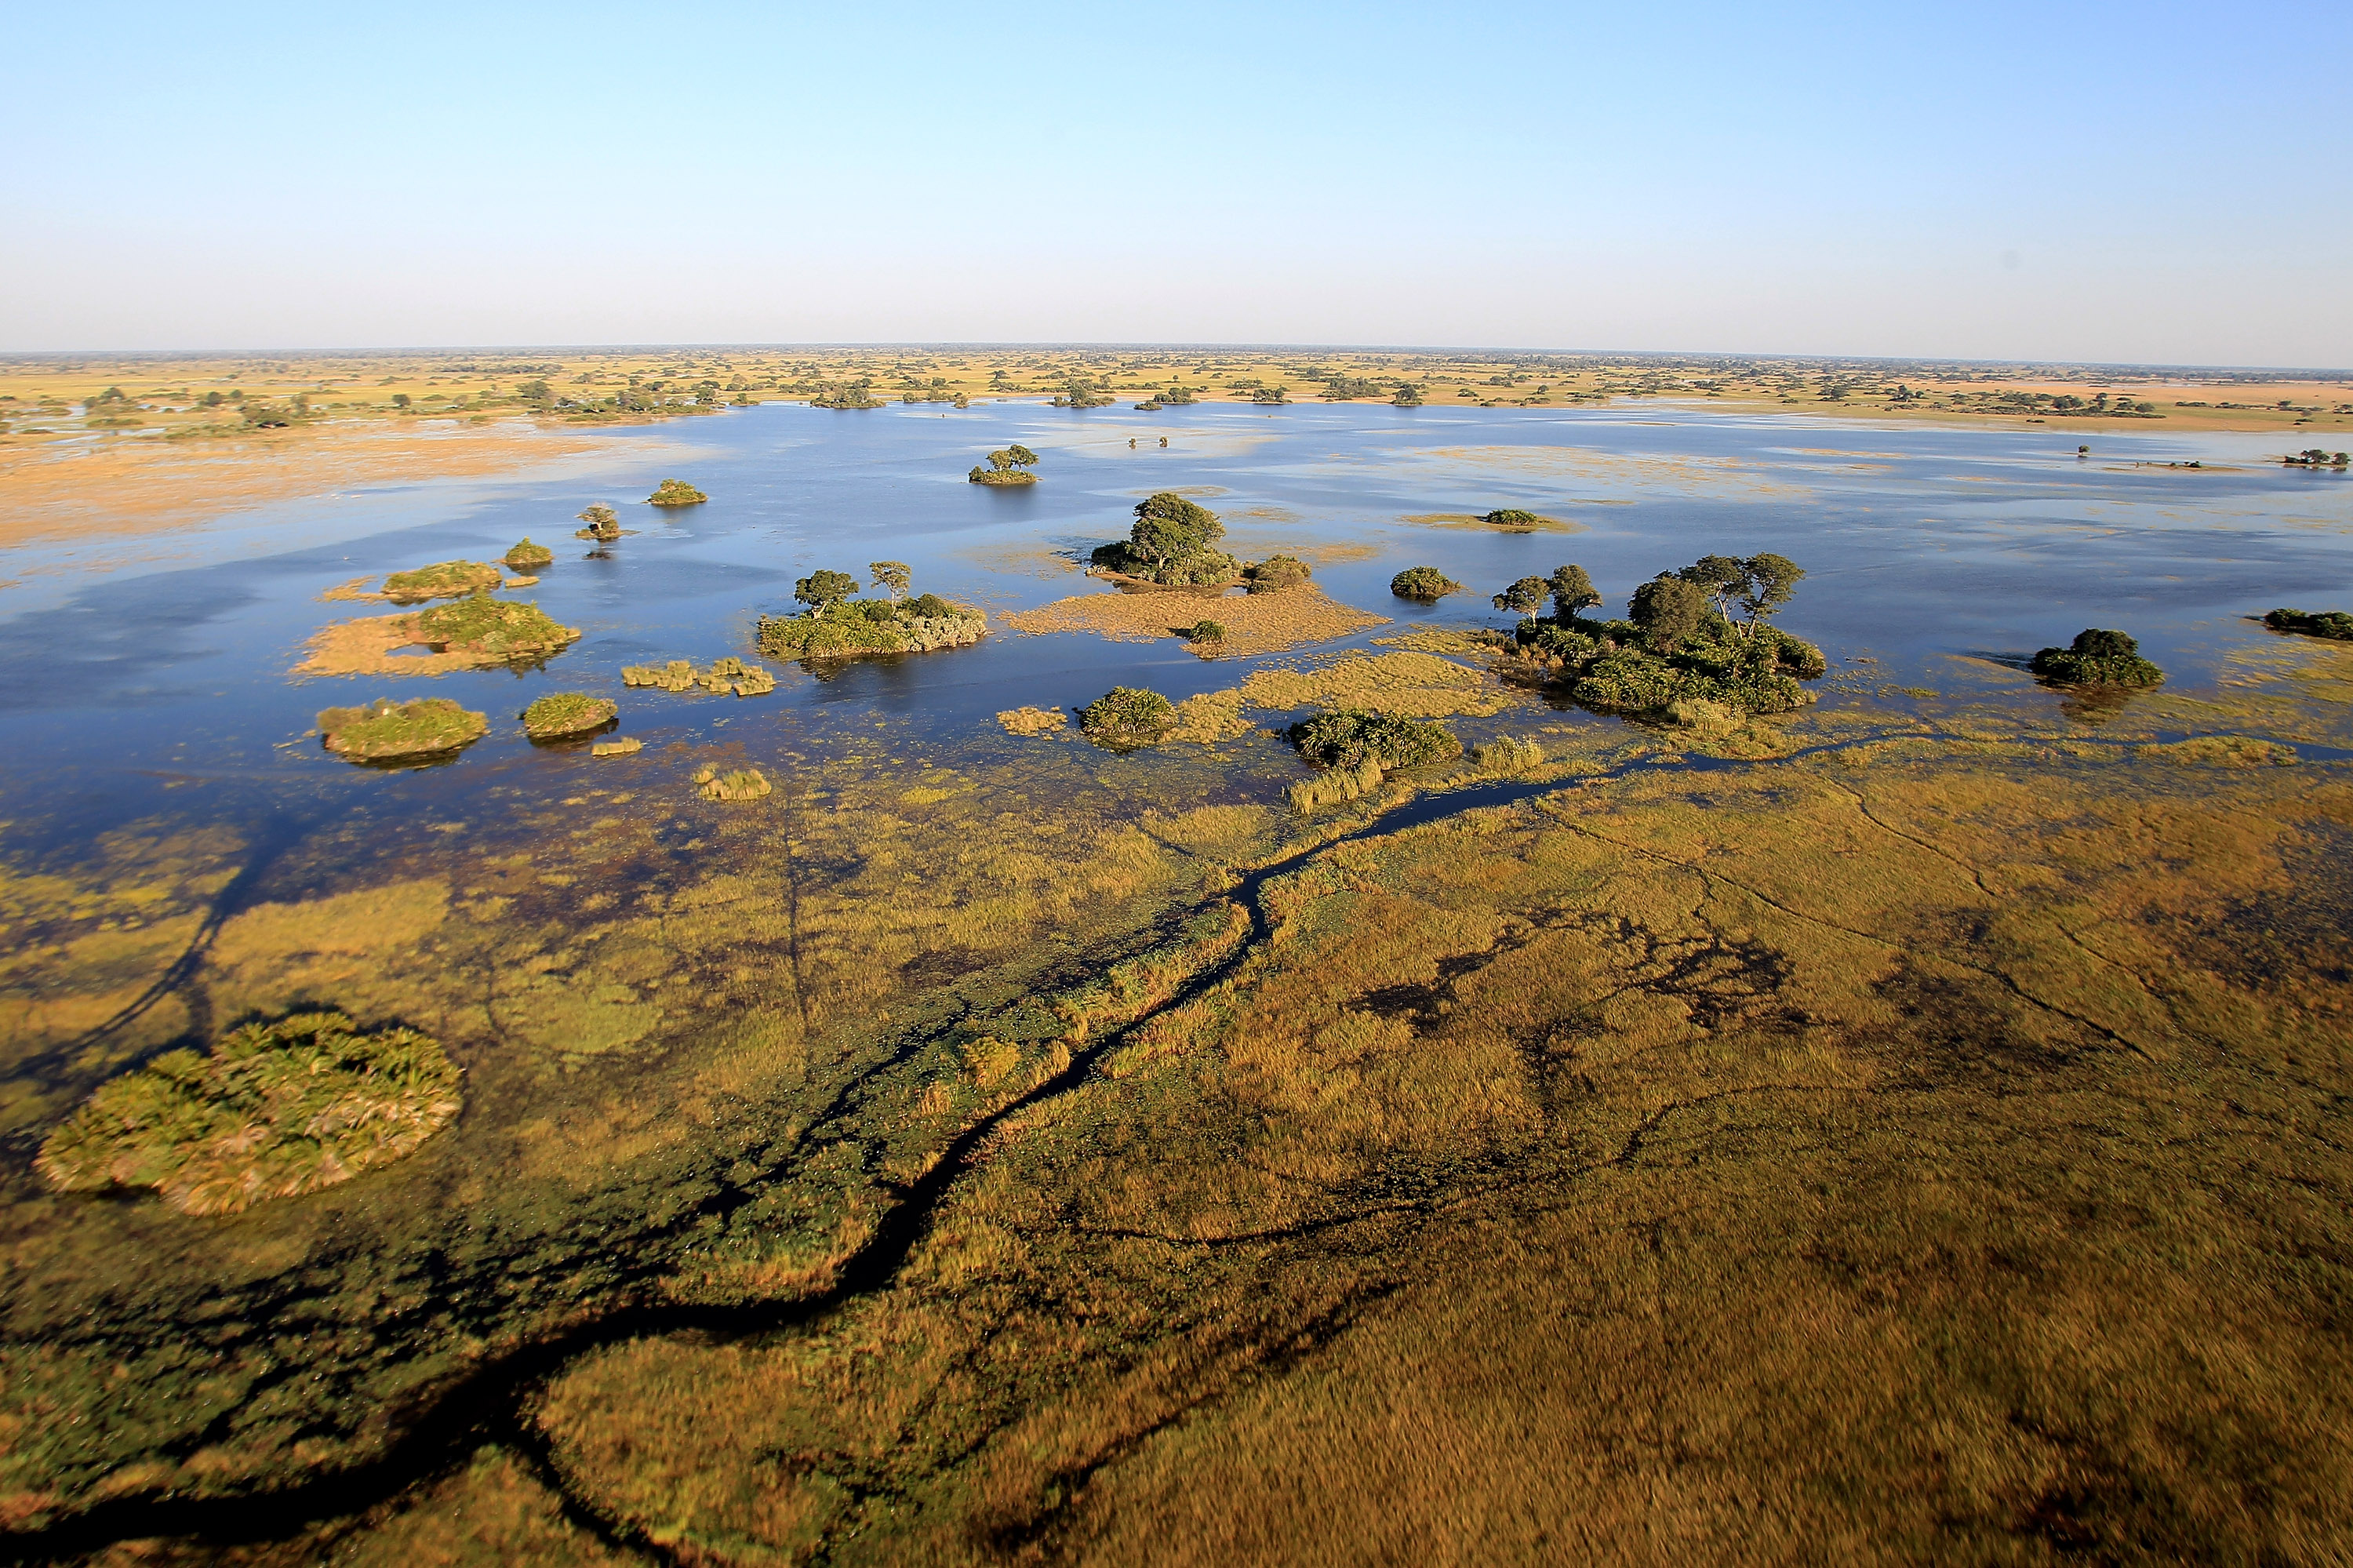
621 657 776 695
36 1011 462 1215
696 765 772 801
318 697 488 762
522 692 618 740
996 705 1068 737
591 735 643 757
1002 586 1387 657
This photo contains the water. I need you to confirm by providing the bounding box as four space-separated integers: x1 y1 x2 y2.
1 398 2344 858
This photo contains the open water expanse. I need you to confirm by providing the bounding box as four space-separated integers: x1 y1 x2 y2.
0 398 2346 856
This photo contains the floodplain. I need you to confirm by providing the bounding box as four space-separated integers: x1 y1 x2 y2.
0 378 2349 1566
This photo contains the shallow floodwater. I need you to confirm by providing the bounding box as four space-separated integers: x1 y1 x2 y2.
1 398 2345 861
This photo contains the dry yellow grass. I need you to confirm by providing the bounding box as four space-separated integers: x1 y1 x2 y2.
1002 586 1388 658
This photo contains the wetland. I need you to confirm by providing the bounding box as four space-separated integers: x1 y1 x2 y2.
1 390 2350 1565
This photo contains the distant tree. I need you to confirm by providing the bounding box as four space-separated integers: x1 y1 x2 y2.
1628 574 1708 653
1547 564 1601 619
1391 384 1424 407
794 569 860 612
1493 576 1550 615
869 561 912 604
391 393 411 409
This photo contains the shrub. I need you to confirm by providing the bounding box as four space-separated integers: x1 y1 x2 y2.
1079 686 1176 749
1289 708 1460 772
1484 508 1540 527
1242 555 1312 594
1187 619 1227 644
648 478 707 506
2264 608 2353 642
36 1011 463 1215
317 697 489 761
521 692 617 739
1473 735 1544 773
1391 566 1463 601
2030 628 2165 687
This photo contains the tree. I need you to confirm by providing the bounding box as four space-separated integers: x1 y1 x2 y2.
869 561 911 604
1737 553 1803 631
794 569 860 613
1129 492 1222 569
1001 443 1038 468
1675 555 1748 623
1547 564 1601 620
1628 574 1708 653
1493 576 1549 615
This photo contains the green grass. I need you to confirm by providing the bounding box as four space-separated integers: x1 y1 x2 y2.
411 597 581 660
317 697 489 760
380 560 504 602
520 692 617 739
36 1011 461 1215
502 537 555 569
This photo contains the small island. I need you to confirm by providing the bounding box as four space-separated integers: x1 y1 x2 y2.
381 560 504 603
1089 493 1242 586
2282 449 2350 468
1288 708 1461 810
1496 555 1827 721
1078 686 1177 750
756 562 985 660
35 1010 464 1216
2031 628 2165 687
318 697 489 762
503 537 555 571
2264 607 2353 641
521 692 619 740
648 478 707 506
576 504 621 542
410 596 582 661
968 444 1040 486
1391 566 1463 601
1242 555 1312 594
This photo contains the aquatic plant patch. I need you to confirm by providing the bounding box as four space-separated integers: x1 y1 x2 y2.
380 560 504 602
1079 686 1178 750
410 597 582 661
997 705 1069 737
696 766 773 801
503 537 555 569
521 692 618 739
36 1010 462 1215
318 697 489 761
621 657 776 696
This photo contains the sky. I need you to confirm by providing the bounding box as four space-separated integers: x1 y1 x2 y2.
3 2 2347 366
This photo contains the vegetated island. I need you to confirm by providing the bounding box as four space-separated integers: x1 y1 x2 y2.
2264 607 2353 641
622 657 777 696
576 504 623 542
648 478 707 505
755 562 985 660
1402 508 1587 534
520 692 618 740
317 697 489 762
1493 555 1827 731
36 1011 462 1216
1391 566 1464 601
503 537 555 570
2030 628 2166 687
1078 687 1178 750
380 560 505 603
2282 448 2350 468
297 595 583 678
968 444 1040 486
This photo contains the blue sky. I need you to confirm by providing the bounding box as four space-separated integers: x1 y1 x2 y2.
4 2 2346 364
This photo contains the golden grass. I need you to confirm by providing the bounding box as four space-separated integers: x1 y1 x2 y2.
1002 586 1390 658
293 613 489 678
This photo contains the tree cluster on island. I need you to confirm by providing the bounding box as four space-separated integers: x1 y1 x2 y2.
1088 493 1312 591
576 504 621 542
647 478 707 506
2029 628 2165 687
1133 385 1198 411
755 561 986 660
811 380 886 409
1049 373 1118 409
1494 554 1826 718
2282 449 2350 467
2264 607 2353 641
968 444 1041 486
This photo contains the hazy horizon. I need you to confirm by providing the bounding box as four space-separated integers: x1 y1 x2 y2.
7 2 2348 365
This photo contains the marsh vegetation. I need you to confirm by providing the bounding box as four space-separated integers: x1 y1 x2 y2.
2265 606 2353 641
502 537 555 570
1390 565 1463 600
1079 686 1178 749
520 692 618 740
317 697 489 762
646 478 707 506
380 559 504 602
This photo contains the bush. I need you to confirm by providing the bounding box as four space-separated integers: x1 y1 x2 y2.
1242 555 1312 593
2264 608 2353 641
1078 686 1176 749
647 478 707 506
1187 619 1227 644
2030 628 2165 687
35 1011 463 1215
1289 708 1460 772
1391 566 1462 601
1484 508 1540 527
